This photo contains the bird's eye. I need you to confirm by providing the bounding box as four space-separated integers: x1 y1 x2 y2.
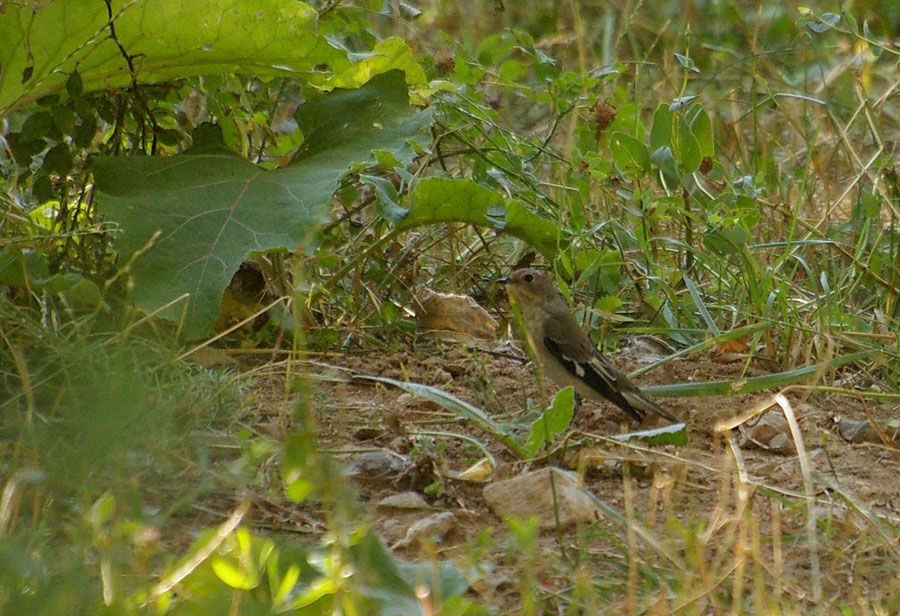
523 273 534 283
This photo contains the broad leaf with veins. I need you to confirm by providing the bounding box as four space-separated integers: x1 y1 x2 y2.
94 71 433 339
398 178 562 258
0 0 344 115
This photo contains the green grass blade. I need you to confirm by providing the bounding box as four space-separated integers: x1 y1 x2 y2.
628 321 772 378
610 422 688 446
682 274 720 335
353 374 529 458
641 351 874 397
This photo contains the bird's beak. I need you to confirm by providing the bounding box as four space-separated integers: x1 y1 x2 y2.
497 276 509 284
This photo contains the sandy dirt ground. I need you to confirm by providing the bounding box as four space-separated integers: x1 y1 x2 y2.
226 337 899 609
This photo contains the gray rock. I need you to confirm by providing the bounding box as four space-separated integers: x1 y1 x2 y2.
377 491 430 510
345 449 410 483
482 467 601 529
392 511 456 549
838 417 900 445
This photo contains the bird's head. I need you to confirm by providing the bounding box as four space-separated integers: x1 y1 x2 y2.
497 268 558 308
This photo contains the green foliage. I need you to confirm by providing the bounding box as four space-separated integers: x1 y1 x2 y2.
328 37 429 90
151 524 469 615
398 177 562 258
3 0 900 612
94 71 432 338
0 322 205 500
0 306 470 614
0 247 104 309
523 386 575 456
610 422 688 447
643 350 875 398
0 0 338 115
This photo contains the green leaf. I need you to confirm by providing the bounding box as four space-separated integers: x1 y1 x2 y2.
20 111 55 141
674 53 700 73
524 386 575 456
0 248 50 285
349 527 469 615
499 59 528 82
0 248 103 309
32 174 55 202
674 116 701 173
396 562 469 609
43 144 73 176
211 557 258 590
609 132 651 177
89 493 116 531
360 174 407 223
806 12 841 33
476 32 516 65
324 37 426 90
611 422 688 446
687 106 714 158
843 12 858 35
272 564 301 607
65 70 83 97
95 71 433 339
649 105 673 152
594 294 622 314
7 132 45 162
282 432 318 504
51 105 75 134
668 95 697 111
642 351 873 397
43 273 104 309
704 224 750 256
651 146 678 180
682 274 719 335
397 178 561 258
293 70 432 169
0 0 345 115
863 20 883 58
74 114 98 148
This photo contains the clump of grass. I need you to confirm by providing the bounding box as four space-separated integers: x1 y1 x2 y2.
488 420 898 614
0 300 249 612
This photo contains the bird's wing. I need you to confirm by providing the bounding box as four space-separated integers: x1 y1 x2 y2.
542 314 676 423
541 314 645 422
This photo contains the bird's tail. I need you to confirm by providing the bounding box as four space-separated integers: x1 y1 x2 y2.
622 390 677 422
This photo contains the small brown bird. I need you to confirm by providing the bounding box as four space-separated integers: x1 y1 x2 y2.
499 268 676 423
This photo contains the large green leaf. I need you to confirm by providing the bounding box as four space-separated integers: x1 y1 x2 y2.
609 131 651 178
350 527 471 616
0 0 342 115
397 177 561 258
94 71 433 339
674 115 701 173
325 37 427 90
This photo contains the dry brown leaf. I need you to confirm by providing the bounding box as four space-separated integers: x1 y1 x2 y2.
453 458 494 482
415 288 498 341
709 333 751 363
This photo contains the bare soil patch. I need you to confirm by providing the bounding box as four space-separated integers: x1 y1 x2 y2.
238 340 900 610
